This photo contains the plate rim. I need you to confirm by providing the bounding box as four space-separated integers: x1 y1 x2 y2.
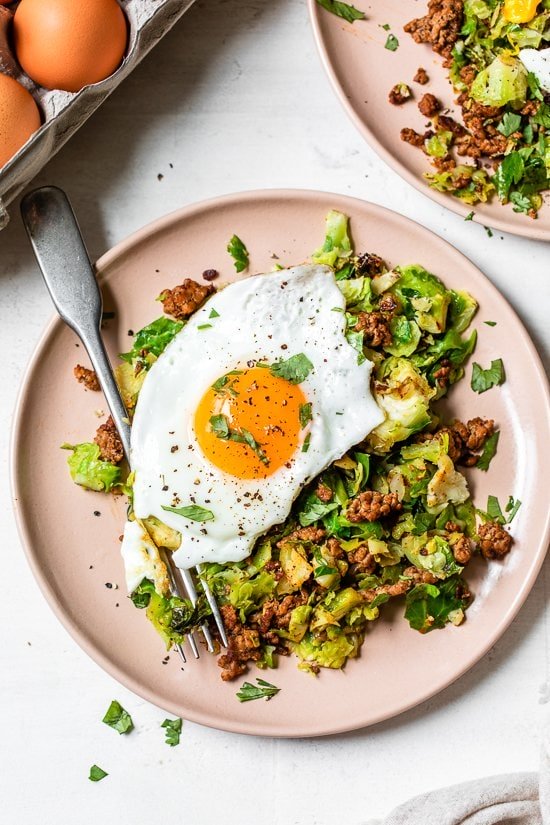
307 0 550 242
10 187 550 737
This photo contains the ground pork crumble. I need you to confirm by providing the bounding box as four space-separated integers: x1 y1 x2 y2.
159 278 215 320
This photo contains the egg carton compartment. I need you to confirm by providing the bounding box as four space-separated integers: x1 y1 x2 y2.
0 0 195 228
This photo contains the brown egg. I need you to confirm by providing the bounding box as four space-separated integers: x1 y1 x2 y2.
0 7 18 77
13 0 128 93
0 72 41 167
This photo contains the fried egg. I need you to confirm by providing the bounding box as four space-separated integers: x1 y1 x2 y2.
126 264 383 571
519 46 550 91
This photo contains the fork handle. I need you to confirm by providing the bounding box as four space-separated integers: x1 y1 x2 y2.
84 333 132 458
20 186 131 458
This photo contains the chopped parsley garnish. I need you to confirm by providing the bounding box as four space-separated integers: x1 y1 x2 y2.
484 320 497 326
197 323 212 330
471 358 505 393
497 112 522 138
299 402 313 428
161 717 182 746
102 700 134 734
476 430 499 471
380 23 390 30
484 226 493 238
270 353 313 384
89 765 108 782
211 371 241 396
385 33 399 51
236 678 280 702
479 494 521 525
465 211 474 221
302 433 311 453
227 234 249 273
229 429 269 465
493 152 524 201
505 495 522 523
527 71 544 102
315 0 365 23
484 496 521 525
162 504 215 522
486 494 505 524
209 414 269 465
209 308 220 318
346 328 366 364
210 414 230 438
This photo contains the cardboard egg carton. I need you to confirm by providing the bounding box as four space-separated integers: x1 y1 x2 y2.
0 0 195 228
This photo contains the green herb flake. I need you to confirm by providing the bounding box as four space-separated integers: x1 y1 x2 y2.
484 320 497 327
209 308 220 318
385 33 399 51
299 402 313 428
208 413 269 465
465 211 474 221
211 370 242 395
212 375 230 392
380 22 390 30
484 226 493 238
486 494 505 525
102 700 134 735
197 324 212 330
89 765 108 782
346 328 366 364
497 112 522 138
471 358 505 393
161 717 183 746
505 496 522 523
527 71 544 102
270 353 314 384
161 504 215 522
236 678 280 703
302 433 311 453
231 428 269 465
227 234 249 273
315 0 365 23
210 414 230 438
493 152 524 202
476 430 500 471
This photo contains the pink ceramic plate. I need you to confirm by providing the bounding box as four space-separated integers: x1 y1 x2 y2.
11 190 550 737
309 1 550 240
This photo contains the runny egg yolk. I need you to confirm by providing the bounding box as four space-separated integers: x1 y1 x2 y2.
503 0 540 23
194 367 308 480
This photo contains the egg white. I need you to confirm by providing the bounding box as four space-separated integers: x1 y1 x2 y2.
519 46 550 91
121 518 169 595
127 264 384 570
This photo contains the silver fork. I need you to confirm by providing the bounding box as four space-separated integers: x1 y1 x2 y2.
20 185 228 661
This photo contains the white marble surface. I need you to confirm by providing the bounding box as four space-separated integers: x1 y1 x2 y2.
1 1 549 822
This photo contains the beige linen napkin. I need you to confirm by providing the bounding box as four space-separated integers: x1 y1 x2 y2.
369 727 549 825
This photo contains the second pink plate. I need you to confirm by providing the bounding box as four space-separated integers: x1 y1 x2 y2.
309 1 550 240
